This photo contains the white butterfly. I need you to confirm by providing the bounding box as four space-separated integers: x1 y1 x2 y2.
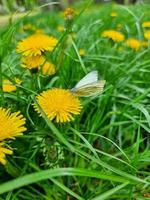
71 70 106 97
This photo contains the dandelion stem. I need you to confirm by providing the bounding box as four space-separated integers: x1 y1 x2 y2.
56 33 68 71
0 56 4 106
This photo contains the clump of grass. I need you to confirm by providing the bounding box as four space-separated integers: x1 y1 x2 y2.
0 2 150 199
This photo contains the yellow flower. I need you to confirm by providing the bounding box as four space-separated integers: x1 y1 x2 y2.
34 88 82 123
41 62 56 75
79 49 86 56
64 7 74 20
126 38 141 51
0 143 13 165
3 78 22 92
142 21 150 28
0 107 26 141
17 33 58 57
110 12 118 17
102 30 125 42
21 55 56 75
21 55 45 70
144 30 150 40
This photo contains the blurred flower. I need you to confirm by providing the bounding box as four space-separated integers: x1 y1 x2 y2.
57 25 65 32
21 55 56 75
102 30 125 42
34 88 82 123
41 62 56 76
144 30 150 40
0 143 13 165
110 12 118 17
17 33 58 57
3 78 22 92
79 49 86 56
21 55 45 70
0 107 26 141
126 38 141 51
142 21 150 28
64 7 74 20
23 23 36 31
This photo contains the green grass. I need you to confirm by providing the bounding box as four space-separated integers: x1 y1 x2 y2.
0 1 150 199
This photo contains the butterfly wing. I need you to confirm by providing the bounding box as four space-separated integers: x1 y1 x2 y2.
74 70 98 89
73 80 106 97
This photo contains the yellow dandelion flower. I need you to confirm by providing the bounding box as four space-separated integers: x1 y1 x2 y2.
21 55 45 70
17 33 58 57
0 143 13 165
79 49 86 56
0 107 26 141
3 78 22 92
102 30 125 42
142 21 150 28
126 38 141 51
144 30 150 40
64 7 74 20
21 55 56 75
34 88 82 123
41 62 56 75
110 12 118 17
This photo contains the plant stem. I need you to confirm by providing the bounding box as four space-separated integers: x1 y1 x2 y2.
0 56 4 106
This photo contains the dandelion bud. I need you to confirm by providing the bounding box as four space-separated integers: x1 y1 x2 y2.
64 7 74 20
64 8 75 33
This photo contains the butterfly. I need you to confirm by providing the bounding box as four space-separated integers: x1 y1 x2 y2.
71 70 106 97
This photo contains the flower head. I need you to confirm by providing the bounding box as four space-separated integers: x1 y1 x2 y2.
144 30 150 40
142 21 150 28
21 55 56 75
102 30 125 42
0 107 26 141
34 88 82 123
17 33 58 57
21 55 45 70
3 78 22 92
126 38 141 51
64 8 74 20
41 62 56 75
0 143 13 165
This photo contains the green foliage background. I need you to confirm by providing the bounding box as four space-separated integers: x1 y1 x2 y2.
0 1 150 199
